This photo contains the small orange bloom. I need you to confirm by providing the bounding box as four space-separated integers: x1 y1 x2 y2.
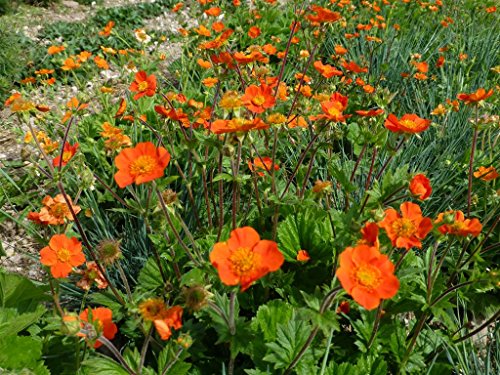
384 113 431 134
40 234 85 278
296 250 310 262
312 92 350 122
61 58 81 71
313 61 343 78
474 166 499 181
355 108 384 117
435 210 482 237
342 61 368 74
378 202 433 250
129 71 157 100
306 5 341 23
53 143 79 167
336 245 399 310
358 222 380 249
94 56 109 70
99 21 115 37
114 98 127 118
79 307 118 348
76 261 108 291
202 77 219 87
334 45 348 55
205 7 221 16
39 194 81 225
153 305 183 340
114 142 171 188
457 88 494 105
241 84 276 113
248 26 261 39
248 157 279 177
436 55 445 68
409 174 432 200
210 227 284 291
197 59 212 69
209 117 268 134
47 45 65 55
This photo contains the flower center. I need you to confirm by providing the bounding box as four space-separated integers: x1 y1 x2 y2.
354 264 382 290
57 248 72 263
328 105 341 117
138 81 149 91
229 247 259 276
130 155 157 176
50 203 69 219
399 119 417 129
450 221 466 233
392 218 416 238
252 95 266 106
62 151 73 162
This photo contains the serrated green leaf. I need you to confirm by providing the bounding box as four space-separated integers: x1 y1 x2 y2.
80 356 129 375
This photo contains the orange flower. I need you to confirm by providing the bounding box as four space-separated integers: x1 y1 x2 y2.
355 108 384 117
306 5 341 23
313 61 343 78
336 245 399 310
76 261 108 291
197 59 212 69
457 88 494 105
202 77 219 87
474 166 499 181
334 45 348 55
248 26 261 39
47 45 65 55
413 61 429 73
436 55 445 68
314 92 350 122
153 305 183 340
39 194 81 225
99 21 115 37
61 58 81 71
296 250 310 262
378 202 433 250
94 56 109 70
358 222 380 249
209 117 268 134
384 113 431 134
40 234 85 278
210 227 284 291
79 307 118 348
342 61 368 73
248 157 279 177
114 142 171 188
409 174 432 200
435 210 482 237
53 143 79 167
205 6 221 16
129 71 157 100
241 84 276 113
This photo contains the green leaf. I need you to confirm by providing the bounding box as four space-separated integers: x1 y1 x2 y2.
263 315 313 370
0 305 46 336
80 356 129 375
251 300 294 341
0 335 47 373
0 240 5 257
137 257 167 292
0 271 50 313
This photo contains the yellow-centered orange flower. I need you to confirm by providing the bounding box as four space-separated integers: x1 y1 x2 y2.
210 227 284 291
336 245 399 310
378 202 433 250
40 234 86 278
435 210 482 237
241 84 276 113
457 88 493 105
114 142 171 188
384 113 430 134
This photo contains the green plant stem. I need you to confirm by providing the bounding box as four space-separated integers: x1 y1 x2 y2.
367 303 384 349
453 310 500 343
57 181 125 305
116 261 133 302
467 107 479 217
97 335 137 375
155 185 200 267
161 347 184 375
319 328 335 375
138 325 153 375
284 287 341 374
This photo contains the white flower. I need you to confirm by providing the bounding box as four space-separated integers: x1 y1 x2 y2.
134 29 151 44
